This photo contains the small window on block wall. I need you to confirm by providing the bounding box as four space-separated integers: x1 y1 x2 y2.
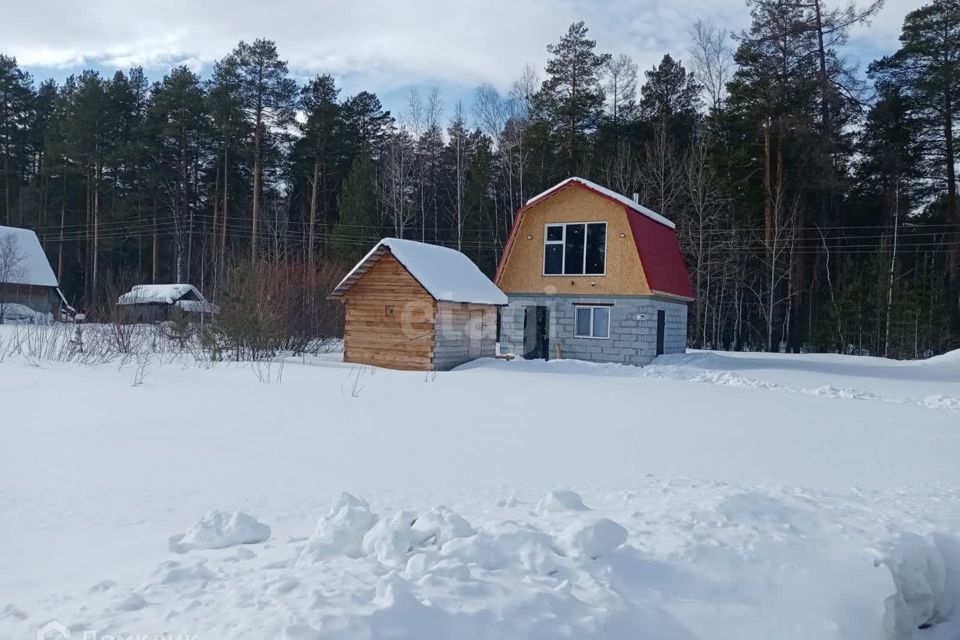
384 305 396 317
574 305 610 339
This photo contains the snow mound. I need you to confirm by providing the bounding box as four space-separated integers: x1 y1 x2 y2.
168 510 271 553
410 505 474 547
535 489 589 513
362 510 418 567
440 521 561 575
143 559 218 588
559 517 628 559
0 303 53 325
881 532 960 639
919 349 960 365
297 493 378 565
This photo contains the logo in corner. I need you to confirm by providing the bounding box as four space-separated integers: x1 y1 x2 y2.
37 620 71 640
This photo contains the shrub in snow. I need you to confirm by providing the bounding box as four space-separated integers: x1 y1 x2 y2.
559 518 629 559
881 532 960 639
168 510 271 553
535 489 589 514
409 506 474 547
296 493 378 566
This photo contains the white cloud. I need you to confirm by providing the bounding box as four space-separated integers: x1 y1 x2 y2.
4 0 918 95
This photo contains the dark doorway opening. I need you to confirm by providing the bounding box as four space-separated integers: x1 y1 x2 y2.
523 306 550 360
656 309 666 356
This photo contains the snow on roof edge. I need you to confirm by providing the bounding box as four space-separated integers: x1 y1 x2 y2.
0 225 59 287
525 177 676 230
333 238 507 306
331 241 388 297
117 284 204 305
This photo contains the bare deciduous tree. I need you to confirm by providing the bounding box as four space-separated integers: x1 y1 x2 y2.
689 20 734 112
683 134 726 346
0 235 25 324
747 175 800 351
602 54 639 126
639 119 685 220
379 129 417 238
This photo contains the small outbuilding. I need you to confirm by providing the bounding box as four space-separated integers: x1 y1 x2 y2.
329 238 507 371
0 225 69 323
117 284 218 324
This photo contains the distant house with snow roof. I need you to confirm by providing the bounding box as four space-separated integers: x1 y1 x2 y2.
329 238 507 371
495 177 693 365
0 225 69 323
116 284 218 324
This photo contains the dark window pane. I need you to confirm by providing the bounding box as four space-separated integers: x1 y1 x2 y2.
575 307 591 336
544 244 563 274
585 223 606 274
593 307 610 337
564 224 585 275
546 226 563 242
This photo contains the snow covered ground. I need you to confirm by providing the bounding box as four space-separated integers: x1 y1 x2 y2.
1 328 959 639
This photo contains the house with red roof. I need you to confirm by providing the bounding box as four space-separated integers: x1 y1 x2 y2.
495 177 693 365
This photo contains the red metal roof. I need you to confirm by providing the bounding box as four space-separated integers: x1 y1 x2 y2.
495 179 694 300
624 208 694 300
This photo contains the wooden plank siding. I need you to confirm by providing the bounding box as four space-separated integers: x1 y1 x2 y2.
0 283 57 317
341 253 438 371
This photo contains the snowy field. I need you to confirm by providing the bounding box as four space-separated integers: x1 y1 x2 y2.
1 327 960 640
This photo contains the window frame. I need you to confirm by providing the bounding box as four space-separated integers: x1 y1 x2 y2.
573 304 611 339
542 222 607 277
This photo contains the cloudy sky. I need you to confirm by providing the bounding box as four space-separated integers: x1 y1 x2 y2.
4 0 915 120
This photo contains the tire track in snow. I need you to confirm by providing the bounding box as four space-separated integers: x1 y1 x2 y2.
642 366 960 414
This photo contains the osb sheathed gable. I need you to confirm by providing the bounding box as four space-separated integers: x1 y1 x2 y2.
495 179 693 301
494 184 651 296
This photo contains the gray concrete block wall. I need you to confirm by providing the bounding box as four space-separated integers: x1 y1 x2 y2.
433 304 498 371
499 294 688 366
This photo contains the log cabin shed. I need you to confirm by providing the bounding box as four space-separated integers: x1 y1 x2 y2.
0 225 69 322
330 238 507 371
116 284 218 324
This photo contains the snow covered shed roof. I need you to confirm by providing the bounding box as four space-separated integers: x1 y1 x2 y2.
0 225 58 287
118 284 206 306
330 238 508 306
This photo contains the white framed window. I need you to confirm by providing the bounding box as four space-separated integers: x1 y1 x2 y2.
544 222 606 276
574 305 610 339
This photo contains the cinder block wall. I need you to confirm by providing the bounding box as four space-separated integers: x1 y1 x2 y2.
500 294 688 366
433 304 498 371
